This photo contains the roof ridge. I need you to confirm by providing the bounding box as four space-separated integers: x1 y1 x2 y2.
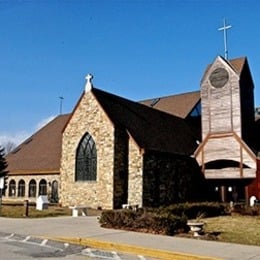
92 87 198 155
92 87 185 120
139 90 200 102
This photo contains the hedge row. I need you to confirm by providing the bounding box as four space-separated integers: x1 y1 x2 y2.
99 202 226 235
154 202 226 219
99 209 187 235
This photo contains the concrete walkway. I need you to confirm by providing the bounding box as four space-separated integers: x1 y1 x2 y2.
0 216 260 260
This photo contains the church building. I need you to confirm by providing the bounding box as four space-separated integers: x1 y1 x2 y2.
4 55 260 209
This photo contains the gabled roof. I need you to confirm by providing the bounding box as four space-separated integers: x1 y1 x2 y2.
139 91 200 118
92 88 198 155
202 56 247 81
6 114 70 174
139 58 247 120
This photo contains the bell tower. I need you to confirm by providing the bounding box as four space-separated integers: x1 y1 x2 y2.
195 56 256 195
201 56 241 138
200 56 255 144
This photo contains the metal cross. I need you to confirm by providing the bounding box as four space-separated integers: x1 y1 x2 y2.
218 18 232 60
59 96 64 115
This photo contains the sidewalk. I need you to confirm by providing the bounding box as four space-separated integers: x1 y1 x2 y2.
0 216 260 260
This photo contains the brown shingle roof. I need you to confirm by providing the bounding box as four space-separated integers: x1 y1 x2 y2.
139 91 200 118
6 114 70 174
92 88 198 155
202 56 247 81
140 57 247 118
141 57 246 119
229 56 246 74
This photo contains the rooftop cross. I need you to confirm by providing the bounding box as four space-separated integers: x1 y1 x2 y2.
59 96 64 115
85 73 93 92
218 18 232 60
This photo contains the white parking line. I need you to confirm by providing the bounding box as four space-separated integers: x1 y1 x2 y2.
111 251 121 259
5 233 14 239
22 235 31 242
41 239 48 246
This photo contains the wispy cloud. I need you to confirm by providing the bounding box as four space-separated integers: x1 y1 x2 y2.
0 131 30 147
35 115 56 131
0 115 56 148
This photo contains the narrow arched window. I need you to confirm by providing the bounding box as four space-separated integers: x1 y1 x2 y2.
8 180 16 197
76 132 97 181
28 179 37 197
39 179 47 195
51 180 58 203
18 179 25 197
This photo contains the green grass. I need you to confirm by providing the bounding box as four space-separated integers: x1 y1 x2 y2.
0 205 71 218
204 215 260 246
0 204 101 218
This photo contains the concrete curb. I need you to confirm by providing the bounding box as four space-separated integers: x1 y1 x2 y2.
42 236 223 260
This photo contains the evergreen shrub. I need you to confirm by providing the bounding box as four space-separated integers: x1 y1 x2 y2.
99 202 225 236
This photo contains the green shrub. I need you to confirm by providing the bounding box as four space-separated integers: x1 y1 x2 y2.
99 208 187 235
99 202 225 236
155 202 226 219
231 204 260 216
153 213 188 235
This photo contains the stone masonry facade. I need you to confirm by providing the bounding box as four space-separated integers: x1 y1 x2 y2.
60 90 144 209
142 152 203 207
127 138 143 207
60 91 115 209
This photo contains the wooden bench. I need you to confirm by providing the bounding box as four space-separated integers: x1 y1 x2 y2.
69 206 89 217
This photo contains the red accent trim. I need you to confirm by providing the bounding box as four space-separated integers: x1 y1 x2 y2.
247 159 260 200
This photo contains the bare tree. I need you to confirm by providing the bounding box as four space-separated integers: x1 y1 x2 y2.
2 141 16 155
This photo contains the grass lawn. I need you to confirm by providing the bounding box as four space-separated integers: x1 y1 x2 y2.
0 204 71 218
0 204 101 218
204 215 260 246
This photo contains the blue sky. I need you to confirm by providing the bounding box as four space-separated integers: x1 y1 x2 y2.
1 0 260 146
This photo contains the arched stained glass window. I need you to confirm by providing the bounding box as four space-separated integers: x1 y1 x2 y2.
76 133 97 181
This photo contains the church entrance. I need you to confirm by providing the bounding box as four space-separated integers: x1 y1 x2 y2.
207 179 252 203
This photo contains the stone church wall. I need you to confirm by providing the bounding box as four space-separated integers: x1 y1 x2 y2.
60 91 115 209
143 152 203 207
113 127 129 209
128 138 143 207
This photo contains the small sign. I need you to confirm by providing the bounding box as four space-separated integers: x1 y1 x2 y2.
0 177 4 189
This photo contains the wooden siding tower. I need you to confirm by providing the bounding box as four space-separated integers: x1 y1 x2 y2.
195 56 257 202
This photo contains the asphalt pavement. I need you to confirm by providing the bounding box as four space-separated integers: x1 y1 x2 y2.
0 216 259 260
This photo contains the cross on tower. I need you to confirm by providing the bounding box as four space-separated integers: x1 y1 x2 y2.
218 18 232 60
85 73 93 92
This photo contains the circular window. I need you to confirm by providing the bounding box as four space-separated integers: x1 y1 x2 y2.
209 68 229 88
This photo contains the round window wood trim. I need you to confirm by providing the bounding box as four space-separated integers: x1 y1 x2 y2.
209 68 229 88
